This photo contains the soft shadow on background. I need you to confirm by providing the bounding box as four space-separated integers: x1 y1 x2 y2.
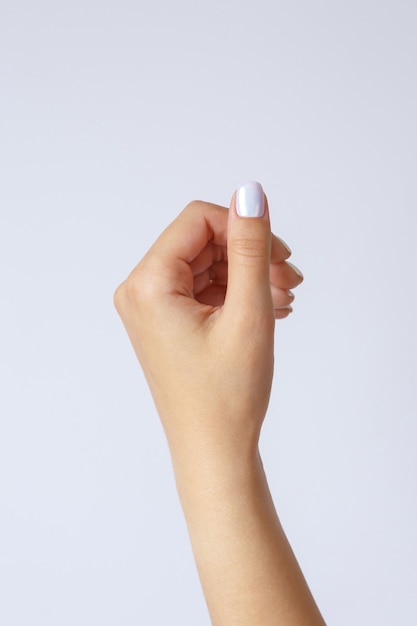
1 1 416 624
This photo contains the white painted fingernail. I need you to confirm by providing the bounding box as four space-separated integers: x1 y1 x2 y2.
236 181 265 217
287 261 304 280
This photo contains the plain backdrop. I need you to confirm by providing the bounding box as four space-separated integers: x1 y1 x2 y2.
1 1 416 624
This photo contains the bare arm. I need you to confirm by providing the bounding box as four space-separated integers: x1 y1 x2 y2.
114 182 326 625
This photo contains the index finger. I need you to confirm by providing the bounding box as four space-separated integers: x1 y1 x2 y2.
156 201 229 263
130 201 229 300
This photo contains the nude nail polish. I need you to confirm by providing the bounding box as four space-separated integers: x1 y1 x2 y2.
278 237 292 256
287 261 304 280
236 181 265 217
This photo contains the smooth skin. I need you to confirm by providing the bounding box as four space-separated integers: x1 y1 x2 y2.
114 187 326 625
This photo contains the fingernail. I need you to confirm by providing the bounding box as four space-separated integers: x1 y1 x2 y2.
278 237 292 256
287 261 304 280
236 181 265 217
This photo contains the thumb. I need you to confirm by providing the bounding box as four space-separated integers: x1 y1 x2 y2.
224 181 274 324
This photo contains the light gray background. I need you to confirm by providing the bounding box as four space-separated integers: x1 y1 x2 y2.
1 1 416 624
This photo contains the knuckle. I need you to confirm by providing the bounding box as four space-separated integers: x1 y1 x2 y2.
182 199 224 219
113 280 127 313
124 264 159 309
182 199 205 215
230 237 269 260
124 274 140 303
114 275 147 315
184 199 201 211
115 256 163 319
124 272 146 306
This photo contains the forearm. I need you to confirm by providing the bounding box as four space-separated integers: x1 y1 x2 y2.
170 441 326 626
115 188 324 623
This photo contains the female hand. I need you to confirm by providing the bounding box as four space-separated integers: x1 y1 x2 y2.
114 183 326 626
114 182 303 465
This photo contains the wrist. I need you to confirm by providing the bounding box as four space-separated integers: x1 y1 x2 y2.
169 436 265 508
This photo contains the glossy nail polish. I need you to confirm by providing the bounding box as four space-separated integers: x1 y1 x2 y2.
236 181 265 217
278 237 292 256
287 261 304 280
